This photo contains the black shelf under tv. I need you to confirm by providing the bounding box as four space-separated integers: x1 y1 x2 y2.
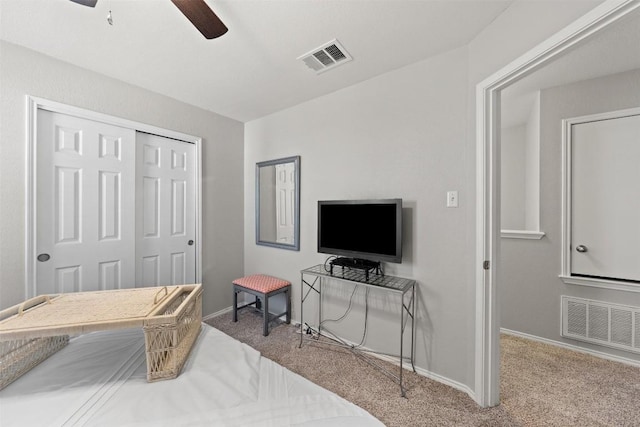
329 257 381 280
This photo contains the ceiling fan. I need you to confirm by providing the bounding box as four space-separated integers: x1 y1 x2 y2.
69 0 228 39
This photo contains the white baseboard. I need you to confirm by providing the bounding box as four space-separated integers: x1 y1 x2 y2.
295 320 475 400
371 350 476 400
205 304 289 323
210 315 476 400
203 306 233 322
500 328 640 368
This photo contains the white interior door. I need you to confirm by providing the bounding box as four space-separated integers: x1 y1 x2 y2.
571 113 640 282
275 162 295 244
36 110 136 294
136 132 196 287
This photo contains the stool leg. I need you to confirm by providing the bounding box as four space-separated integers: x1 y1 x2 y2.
263 294 269 336
233 290 238 322
285 287 291 324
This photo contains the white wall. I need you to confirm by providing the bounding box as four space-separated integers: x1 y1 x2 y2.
0 41 244 316
244 0 604 395
500 68 640 361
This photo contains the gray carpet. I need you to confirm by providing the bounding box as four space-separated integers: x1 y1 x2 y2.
206 311 640 426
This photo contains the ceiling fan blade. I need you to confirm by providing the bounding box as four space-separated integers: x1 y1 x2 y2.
171 0 228 39
69 0 98 7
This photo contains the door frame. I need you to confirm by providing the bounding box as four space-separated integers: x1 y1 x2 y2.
474 0 640 408
25 96 203 298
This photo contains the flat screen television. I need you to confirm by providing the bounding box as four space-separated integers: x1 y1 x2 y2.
317 199 402 263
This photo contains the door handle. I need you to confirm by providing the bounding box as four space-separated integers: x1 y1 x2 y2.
188 240 194 246
37 253 51 262
575 245 588 253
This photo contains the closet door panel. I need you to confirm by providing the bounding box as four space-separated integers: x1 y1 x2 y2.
135 133 196 287
36 110 136 294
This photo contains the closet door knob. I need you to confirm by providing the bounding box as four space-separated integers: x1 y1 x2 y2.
188 240 194 246
575 245 588 253
37 253 51 262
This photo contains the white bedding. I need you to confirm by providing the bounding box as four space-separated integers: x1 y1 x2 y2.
0 324 383 427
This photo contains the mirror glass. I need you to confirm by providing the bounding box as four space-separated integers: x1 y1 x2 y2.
256 156 300 251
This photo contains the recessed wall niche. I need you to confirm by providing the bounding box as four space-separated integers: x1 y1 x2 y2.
500 90 544 240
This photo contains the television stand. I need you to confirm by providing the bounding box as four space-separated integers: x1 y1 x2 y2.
329 257 380 281
299 265 416 397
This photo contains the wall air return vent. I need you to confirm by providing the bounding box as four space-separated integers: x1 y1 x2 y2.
562 296 640 354
298 39 352 74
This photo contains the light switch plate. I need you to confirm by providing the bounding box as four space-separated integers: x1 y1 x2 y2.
447 191 458 208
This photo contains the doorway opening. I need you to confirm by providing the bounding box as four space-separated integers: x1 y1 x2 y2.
475 0 640 408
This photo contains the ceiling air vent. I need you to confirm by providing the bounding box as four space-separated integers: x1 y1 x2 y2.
298 39 352 74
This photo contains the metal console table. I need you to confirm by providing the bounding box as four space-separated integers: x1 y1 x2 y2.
299 264 416 396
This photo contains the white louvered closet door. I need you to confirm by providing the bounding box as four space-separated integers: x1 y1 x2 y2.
36 110 136 294
135 132 196 287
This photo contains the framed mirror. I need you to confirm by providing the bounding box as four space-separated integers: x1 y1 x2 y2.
256 156 300 251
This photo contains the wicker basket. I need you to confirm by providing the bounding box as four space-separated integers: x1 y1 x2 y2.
0 335 69 390
143 286 202 382
0 284 202 389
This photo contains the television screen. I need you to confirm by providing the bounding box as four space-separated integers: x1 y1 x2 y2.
317 199 402 263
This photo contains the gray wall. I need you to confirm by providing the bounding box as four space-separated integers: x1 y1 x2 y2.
0 0 606 398
464 0 602 386
244 0 603 392
500 68 640 361
525 94 541 231
501 93 541 231
0 41 244 316
501 124 527 229
246 45 470 386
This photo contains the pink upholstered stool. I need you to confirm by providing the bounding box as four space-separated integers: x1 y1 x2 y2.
232 274 291 336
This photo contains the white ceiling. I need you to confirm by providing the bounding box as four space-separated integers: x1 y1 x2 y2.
501 7 640 128
0 0 513 122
